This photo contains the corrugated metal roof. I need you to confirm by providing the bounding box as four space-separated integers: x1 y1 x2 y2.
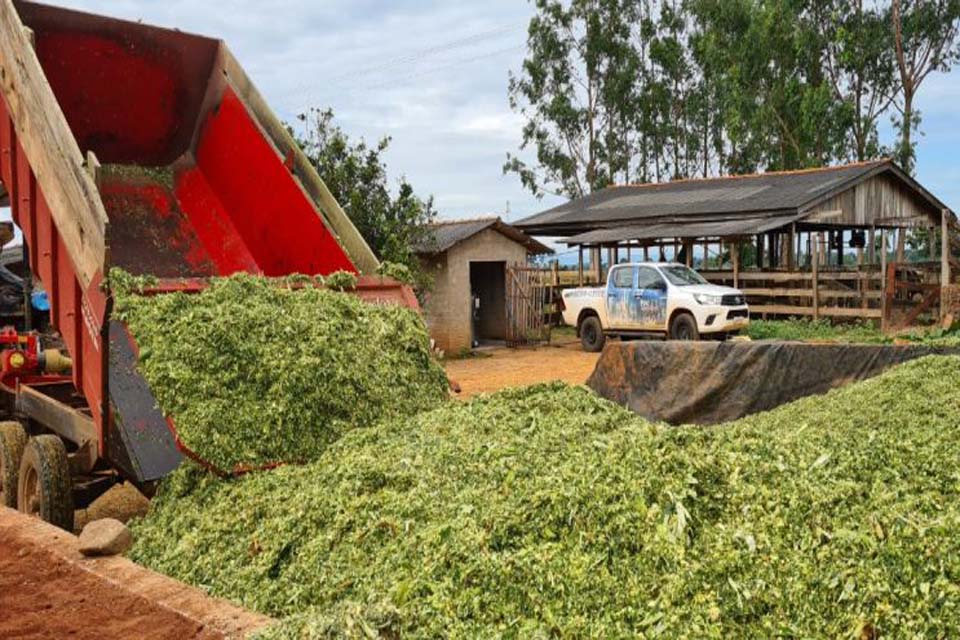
414 217 553 255
564 214 804 245
515 159 948 237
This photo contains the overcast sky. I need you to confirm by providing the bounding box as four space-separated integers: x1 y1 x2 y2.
4 0 960 246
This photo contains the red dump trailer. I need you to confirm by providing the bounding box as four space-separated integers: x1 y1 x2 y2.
0 0 417 530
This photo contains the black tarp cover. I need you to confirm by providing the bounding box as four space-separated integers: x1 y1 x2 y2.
587 341 959 425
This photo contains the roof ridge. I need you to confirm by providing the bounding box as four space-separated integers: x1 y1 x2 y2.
610 158 891 190
428 216 501 227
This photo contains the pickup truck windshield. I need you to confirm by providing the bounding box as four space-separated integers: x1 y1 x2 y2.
661 265 708 286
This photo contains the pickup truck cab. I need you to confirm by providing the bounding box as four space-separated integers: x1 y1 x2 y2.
561 262 749 351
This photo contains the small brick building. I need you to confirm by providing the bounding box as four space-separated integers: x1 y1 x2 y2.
415 218 551 353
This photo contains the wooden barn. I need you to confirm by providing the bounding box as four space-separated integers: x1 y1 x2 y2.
515 160 959 330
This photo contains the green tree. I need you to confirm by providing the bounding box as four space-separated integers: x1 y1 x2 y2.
889 0 960 174
294 108 436 293
813 0 897 162
507 0 958 193
505 0 641 198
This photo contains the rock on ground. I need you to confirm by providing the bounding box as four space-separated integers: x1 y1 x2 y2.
79 518 133 557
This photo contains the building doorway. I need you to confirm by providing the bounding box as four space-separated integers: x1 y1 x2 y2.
469 261 507 345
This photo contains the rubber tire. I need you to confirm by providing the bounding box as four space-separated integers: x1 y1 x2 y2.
580 316 606 352
18 435 74 532
669 313 700 341
0 421 27 508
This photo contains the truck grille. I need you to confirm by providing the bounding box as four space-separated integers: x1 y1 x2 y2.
727 308 749 320
722 294 746 306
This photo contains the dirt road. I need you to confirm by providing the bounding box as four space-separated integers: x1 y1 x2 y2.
444 338 600 399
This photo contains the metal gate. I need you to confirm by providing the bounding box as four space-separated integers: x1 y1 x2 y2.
505 263 551 347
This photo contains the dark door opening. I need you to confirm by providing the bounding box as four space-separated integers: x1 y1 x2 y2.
469 261 507 345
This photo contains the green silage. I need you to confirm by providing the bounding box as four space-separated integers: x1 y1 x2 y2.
112 272 449 471
130 356 960 638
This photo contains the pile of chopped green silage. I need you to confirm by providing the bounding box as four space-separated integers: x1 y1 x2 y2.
112 272 449 471
130 356 960 637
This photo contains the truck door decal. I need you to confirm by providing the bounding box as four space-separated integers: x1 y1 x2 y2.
638 288 667 326
607 266 640 329
635 267 668 329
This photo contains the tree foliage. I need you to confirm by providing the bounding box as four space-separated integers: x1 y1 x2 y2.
295 109 436 292
508 0 960 198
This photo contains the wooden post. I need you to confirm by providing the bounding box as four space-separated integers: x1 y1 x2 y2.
896 229 906 263
551 260 560 287
756 235 764 269
589 247 601 283
880 229 888 324
684 240 693 268
943 209 952 319
788 224 797 269
868 227 876 264
643 245 650 261
812 232 821 320
577 246 584 287
732 240 740 289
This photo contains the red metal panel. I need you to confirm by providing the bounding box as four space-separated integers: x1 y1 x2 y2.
33 192 56 314
189 88 356 277
173 167 260 274
14 144 32 230
20 1 220 166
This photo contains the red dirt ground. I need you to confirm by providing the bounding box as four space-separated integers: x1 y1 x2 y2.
0 537 222 640
444 336 601 399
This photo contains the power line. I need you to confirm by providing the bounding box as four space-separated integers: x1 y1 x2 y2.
342 44 525 95
325 23 524 85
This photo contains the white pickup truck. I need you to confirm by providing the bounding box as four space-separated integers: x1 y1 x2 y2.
561 262 750 351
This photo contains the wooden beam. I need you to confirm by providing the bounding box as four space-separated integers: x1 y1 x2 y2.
732 240 740 289
812 232 820 320
749 304 882 319
741 287 881 300
896 229 906 262
943 209 952 319
788 224 797 269
880 229 889 329
577 246 584 287
0 0 107 288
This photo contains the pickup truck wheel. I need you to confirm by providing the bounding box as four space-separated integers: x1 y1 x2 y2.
18 435 74 531
0 421 27 508
669 313 700 341
580 316 606 352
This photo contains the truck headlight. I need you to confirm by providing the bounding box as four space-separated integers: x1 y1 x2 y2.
694 293 722 306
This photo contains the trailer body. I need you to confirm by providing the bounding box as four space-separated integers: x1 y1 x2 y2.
0 1 415 515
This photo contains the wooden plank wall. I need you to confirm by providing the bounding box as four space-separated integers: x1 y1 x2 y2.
806 173 933 228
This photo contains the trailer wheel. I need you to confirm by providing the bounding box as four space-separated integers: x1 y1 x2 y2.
580 316 606 352
669 312 700 341
0 421 28 508
18 435 74 531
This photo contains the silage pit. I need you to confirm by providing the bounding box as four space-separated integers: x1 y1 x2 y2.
587 340 960 424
